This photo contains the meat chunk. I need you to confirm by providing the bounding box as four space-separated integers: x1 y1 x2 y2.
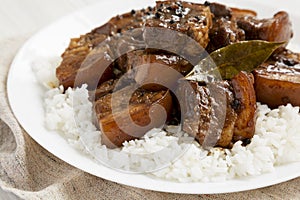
103 9 153 35
144 1 212 49
123 49 193 76
56 29 111 89
253 49 300 108
204 1 231 18
94 87 173 148
206 17 245 53
56 2 214 90
179 71 256 148
205 2 257 52
118 49 193 91
56 7 154 89
206 10 292 53
204 1 256 19
89 79 118 101
206 2 292 53
237 11 293 43
179 80 238 148
231 71 256 142
271 48 300 66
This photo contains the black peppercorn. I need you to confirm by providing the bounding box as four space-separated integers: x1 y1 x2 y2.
231 99 241 110
204 1 211 6
242 138 252 146
155 12 161 18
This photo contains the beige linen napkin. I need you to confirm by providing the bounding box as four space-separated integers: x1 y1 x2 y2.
0 35 299 200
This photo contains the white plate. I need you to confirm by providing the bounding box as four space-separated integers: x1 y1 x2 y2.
7 0 300 194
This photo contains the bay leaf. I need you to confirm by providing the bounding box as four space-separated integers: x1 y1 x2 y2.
186 40 285 81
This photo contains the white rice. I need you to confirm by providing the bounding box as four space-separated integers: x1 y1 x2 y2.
41 82 300 182
32 57 60 89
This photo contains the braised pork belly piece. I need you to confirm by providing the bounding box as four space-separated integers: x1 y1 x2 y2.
55 1 299 149
94 86 172 148
253 49 300 108
179 71 256 149
144 1 212 49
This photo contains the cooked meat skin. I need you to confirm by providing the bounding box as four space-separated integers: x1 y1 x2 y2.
94 87 173 148
231 71 256 142
253 49 300 108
